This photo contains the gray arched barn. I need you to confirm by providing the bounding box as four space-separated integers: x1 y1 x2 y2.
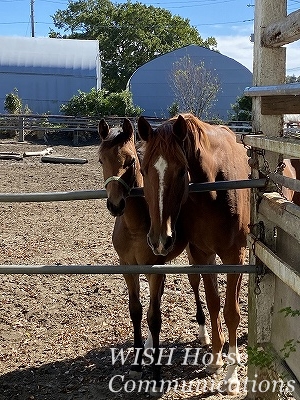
0 36 101 114
127 44 252 120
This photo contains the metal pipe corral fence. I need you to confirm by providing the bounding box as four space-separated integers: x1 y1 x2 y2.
0 264 260 275
0 179 267 203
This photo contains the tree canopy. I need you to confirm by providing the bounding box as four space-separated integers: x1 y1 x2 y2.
170 55 220 119
50 0 217 92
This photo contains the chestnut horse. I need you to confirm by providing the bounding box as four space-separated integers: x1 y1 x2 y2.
138 113 250 395
98 118 209 394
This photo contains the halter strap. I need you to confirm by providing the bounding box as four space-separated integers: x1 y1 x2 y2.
104 176 132 192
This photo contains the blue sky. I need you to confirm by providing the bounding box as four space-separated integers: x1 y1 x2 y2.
0 0 300 76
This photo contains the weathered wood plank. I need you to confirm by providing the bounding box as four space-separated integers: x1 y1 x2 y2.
262 9 300 47
261 95 300 115
242 135 300 158
248 233 300 297
258 192 300 243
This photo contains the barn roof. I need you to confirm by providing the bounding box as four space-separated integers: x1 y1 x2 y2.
0 36 99 76
128 44 252 120
0 36 101 114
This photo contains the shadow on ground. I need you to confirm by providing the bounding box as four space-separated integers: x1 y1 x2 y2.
0 335 248 400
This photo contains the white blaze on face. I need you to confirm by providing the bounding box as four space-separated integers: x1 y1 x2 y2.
154 155 168 224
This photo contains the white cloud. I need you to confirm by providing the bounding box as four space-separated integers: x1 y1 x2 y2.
285 42 300 76
215 35 254 72
216 35 300 77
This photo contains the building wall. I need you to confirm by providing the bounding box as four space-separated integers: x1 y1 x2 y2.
128 45 252 120
0 37 101 114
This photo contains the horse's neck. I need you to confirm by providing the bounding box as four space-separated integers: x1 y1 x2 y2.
134 144 144 188
123 195 149 231
185 143 213 183
134 157 143 188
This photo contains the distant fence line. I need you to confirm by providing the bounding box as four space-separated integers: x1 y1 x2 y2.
0 114 252 143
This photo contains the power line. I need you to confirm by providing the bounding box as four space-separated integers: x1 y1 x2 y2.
31 0 35 37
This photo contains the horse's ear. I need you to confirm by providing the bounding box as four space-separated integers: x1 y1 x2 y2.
173 114 188 142
122 118 134 141
98 118 109 140
137 116 153 142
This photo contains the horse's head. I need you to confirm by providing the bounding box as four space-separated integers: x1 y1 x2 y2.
98 118 141 217
138 115 189 256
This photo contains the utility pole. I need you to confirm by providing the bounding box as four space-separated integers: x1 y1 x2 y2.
30 0 35 37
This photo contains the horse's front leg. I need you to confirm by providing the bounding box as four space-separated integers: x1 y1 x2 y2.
222 272 243 396
145 273 166 396
123 273 144 378
220 244 246 396
187 273 210 345
201 272 225 373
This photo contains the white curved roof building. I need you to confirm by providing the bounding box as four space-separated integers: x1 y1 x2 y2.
0 36 101 114
128 44 252 120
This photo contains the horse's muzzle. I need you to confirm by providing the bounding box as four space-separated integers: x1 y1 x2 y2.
107 198 125 217
147 232 175 256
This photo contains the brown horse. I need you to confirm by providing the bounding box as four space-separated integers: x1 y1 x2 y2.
138 113 250 395
98 118 209 394
283 159 300 206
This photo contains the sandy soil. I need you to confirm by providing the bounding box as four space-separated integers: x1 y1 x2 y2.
0 137 250 400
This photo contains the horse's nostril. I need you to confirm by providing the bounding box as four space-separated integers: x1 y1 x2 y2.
165 235 174 251
107 198 125 216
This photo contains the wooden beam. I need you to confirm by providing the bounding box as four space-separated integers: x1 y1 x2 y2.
262 9 300 47
242 134 300 158
261 95 300 115
258 192 300 244
248 234 300 297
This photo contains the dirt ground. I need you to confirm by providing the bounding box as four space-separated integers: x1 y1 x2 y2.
0 136 251 400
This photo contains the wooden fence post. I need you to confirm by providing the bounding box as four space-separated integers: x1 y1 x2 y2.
18 116 25 142
248 1 287 399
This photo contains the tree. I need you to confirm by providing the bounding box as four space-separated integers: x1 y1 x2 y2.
50 0 217 92
230 95 252 121
286 74 300 83
169 55 220 119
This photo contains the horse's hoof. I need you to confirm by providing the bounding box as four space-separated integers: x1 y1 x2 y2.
205 364 223 375
221 379 240 396
129 369 143 379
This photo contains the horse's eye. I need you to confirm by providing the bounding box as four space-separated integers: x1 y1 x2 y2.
99 159 103 165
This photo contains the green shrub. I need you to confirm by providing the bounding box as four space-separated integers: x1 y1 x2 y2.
4 89 22 114
60 88 143 117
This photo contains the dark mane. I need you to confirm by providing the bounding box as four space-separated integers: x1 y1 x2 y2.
142 114 212 172
175 113 211 157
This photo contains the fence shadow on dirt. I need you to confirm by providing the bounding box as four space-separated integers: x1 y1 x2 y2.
0 335 248 400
